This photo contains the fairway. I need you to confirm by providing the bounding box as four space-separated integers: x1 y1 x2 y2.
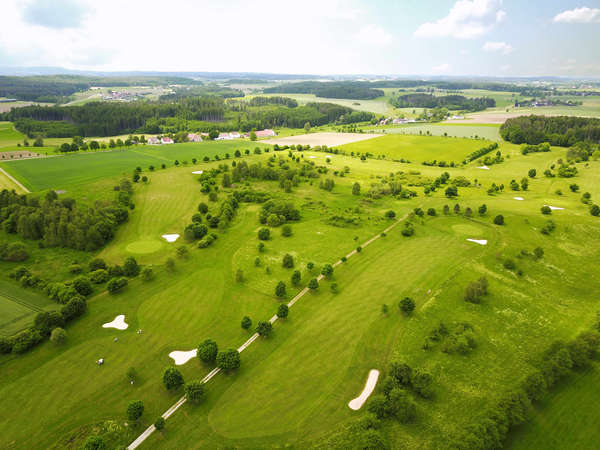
0 141 271 192
340 133 491 162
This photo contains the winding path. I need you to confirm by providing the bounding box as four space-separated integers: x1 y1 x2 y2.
127 210 413 449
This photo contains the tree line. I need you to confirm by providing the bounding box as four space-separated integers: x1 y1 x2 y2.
390 93 495 111
264 81 384 100
500 115 600 146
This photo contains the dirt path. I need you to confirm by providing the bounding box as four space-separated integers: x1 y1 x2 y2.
127 210 413 449
0 167 29 193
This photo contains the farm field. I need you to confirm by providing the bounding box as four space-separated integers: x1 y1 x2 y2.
507 365 600 449
339 133 500 162
257 92 393 115
367 123 501 141
263 131 383 148
0 140 271 191
1 130 600 449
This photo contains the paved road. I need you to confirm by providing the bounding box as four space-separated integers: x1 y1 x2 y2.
127 210 412 449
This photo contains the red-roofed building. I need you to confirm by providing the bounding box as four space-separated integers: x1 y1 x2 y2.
255 129 276 138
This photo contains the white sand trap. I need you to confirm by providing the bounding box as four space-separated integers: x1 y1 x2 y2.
477 165 490 170
348 369 380 410
466 238 488 246
544 205 564 210
169 349 197 365
309 156 316 159
192 170 203 174
514 197 524 201
162 234 179 242
102 315 128 330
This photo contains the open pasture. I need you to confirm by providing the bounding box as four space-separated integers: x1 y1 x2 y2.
368 123 501 141
257 92 392 115
0 140 271 192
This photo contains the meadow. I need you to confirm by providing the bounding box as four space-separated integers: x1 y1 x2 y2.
366 123 502 141
0 131 599 449
0 141 271 192
257 92 393 115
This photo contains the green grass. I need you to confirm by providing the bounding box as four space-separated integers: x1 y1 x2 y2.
0 121 27 147
506 365 600 449
339 133 495 162
1 134 600 449
366 123 502 141
0 141 271 192
256 93 393 115
0 280 59 336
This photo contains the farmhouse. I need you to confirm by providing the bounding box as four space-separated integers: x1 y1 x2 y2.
255 129 276 138
392 118 410 124
161 137 174 144
187 133 202 142
147 137 160 145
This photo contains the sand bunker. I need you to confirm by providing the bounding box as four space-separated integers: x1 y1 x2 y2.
309 156 316 159
192 170 204 174
102 315 128 330
348 369 380 411
169 349 197 365
514 197 524 201
477 165 490 170
162 234 179 242
544 205 564 210
466 238 488 246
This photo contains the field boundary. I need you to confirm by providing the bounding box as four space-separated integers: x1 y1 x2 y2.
0 167 29 193
127 210 413 449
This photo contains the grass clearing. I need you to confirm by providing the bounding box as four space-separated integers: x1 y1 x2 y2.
0 280 59 336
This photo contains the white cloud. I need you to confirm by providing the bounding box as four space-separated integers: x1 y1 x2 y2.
483 41 513 54
553 7 600 23
432 63 451 73
500 64 511 72
356 25 392 45
414 0 506 39
22 0 89 29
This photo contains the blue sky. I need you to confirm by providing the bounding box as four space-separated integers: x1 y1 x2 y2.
0 0 598 76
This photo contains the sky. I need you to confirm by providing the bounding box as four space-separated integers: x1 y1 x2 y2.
0 0 599 77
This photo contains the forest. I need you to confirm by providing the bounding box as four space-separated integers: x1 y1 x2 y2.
500 115 600 146
0 75 198 103
390 93 496 111
2 97 374 137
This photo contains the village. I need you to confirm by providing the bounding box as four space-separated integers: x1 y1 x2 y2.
146 129 276 145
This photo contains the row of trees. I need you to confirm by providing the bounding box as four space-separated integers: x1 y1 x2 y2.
390 94 495 112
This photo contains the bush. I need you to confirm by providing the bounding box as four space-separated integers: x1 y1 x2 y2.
69 263 82 274
154 417 165 431
464 277 488 303
321 263 334 277
216 348 240 371
534 247 544 259
83 435 106 450
541 205 552 215
503 259 517 270
50 327 67 344
385 210 396 219
399 297 415 314
367 394 389 419
241 316 252 330
89 258 107 271
590 204 600 216
60 297 87 321
185 380 205 403
123 257 140 277
90 269 109 284
127 400 144 421
427 208 436 216
308 278 319 290
197 339 218 364
141 266 154 281
275 281 286 298
258 228 270 240
277 304 289 318
163 367 184 390
256 321 273 337
291 269 301 286
72 276 93 296
107 277 128 294
388 388 417 423
282 253 294 268
493 214 505 225
281 224 292 237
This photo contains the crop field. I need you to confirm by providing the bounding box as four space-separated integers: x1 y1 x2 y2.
263 132 383 148
0 121 27 147
0 140 271 192
1 131 600 449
